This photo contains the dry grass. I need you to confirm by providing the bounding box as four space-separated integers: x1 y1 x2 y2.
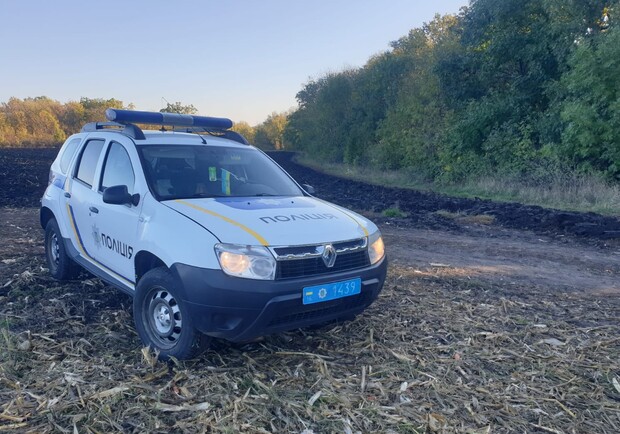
434 210 496 226
460 173 620 216
295 155 430 196
294 155 620 216
2 256 620 433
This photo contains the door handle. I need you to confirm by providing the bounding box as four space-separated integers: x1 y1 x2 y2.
64 192 71 198
89 206 99 214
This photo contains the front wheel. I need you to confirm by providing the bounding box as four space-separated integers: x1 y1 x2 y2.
134 268 210 360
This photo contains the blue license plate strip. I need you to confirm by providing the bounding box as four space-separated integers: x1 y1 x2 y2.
302 278 362 305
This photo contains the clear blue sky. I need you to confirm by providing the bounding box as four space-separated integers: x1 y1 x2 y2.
0 1 467 125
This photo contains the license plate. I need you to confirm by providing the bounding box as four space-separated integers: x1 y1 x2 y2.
302 278 361 305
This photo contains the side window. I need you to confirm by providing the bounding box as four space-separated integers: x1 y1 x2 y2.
75 139 105 187
59 138 81 174
100 142 135 194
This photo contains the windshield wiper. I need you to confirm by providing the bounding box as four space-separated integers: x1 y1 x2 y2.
187 193 230 199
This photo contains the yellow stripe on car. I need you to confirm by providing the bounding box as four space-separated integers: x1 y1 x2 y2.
314 198 369 237
175 199 269 246
66 203 87 257
342 211 369 237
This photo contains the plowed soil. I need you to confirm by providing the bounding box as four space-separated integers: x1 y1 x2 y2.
1 147 620 433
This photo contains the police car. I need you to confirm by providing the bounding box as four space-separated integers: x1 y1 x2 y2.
41 109 387 360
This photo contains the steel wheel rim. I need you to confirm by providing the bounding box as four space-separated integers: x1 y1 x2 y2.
145 288 182 348
49 231 60 269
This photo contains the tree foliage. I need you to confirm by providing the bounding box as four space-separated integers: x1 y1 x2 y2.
230 112 291 150
285 0 620 181
254 112 288 150
561 21 620 177
231 121 256 144
159 101 198 115
0 97 128 146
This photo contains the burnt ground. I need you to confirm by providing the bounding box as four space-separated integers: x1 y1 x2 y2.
0 147 59 208
0 147 620 433
269 152 620 243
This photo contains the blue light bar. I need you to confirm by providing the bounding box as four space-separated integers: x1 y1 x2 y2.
105 109 233 130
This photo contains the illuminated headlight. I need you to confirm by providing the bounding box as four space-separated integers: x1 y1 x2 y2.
368 231 385 265
214 244 276 280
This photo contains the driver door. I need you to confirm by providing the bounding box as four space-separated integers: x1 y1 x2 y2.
92 140 143 287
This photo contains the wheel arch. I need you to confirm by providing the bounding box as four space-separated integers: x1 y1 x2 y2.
40 206 55 229
135 250 167 283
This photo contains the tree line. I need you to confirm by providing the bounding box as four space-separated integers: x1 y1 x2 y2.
0 97 125 147
284 0 620 182
0 97 288 150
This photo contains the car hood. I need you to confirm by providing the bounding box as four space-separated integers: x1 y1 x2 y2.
165 196 375 246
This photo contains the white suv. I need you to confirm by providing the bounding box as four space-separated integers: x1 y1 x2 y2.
41 109 387 359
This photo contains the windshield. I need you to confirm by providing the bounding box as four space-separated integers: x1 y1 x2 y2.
138 145 303 200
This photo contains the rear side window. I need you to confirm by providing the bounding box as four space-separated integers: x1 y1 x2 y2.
100 142 135 194
75 139 105 187
59 138 81 173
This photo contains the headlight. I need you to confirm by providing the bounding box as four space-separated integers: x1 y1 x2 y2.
368 231 385 265
214 243 276 280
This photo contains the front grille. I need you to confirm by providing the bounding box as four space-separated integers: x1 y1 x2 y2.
276 250 370 279
272 238 367 260
267 291 372 327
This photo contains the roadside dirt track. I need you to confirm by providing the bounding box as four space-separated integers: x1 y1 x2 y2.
1 147 620 433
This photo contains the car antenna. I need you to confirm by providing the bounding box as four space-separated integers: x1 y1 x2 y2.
160 97 170 133
179 125 207 144
195 131 207 144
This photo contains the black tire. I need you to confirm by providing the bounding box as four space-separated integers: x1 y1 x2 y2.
45 218 80 280
134 268 210 360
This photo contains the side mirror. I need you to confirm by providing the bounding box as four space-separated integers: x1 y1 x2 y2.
302 184 316 195
103 185 140 206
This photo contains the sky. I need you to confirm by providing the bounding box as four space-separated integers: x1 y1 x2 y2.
0 1 467 125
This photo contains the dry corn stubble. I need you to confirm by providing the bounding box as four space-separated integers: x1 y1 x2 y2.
1 257 620 433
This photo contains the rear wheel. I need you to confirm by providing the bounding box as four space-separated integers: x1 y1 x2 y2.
45 218 80 280
134 268 210 360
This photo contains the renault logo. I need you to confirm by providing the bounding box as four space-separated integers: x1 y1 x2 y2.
321 244 337 268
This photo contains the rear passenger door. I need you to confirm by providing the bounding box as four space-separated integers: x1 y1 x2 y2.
67 138 105 263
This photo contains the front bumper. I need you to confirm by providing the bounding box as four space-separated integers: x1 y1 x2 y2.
170 257 388 342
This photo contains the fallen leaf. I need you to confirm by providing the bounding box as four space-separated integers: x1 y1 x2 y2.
89 386 130 400
153 401 210 412
308 390 322 406
612 377 620 394
428 413 447 432
540 338 565 347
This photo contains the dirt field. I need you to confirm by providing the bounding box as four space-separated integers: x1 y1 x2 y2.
1 148 620 433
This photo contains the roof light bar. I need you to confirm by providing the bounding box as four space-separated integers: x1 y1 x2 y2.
105 108 233 130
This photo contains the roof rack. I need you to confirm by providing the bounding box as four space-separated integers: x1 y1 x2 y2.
182 127 250 145
80 122 146 140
